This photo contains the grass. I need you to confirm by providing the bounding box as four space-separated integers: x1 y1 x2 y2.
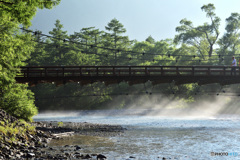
57 121 64 127
0 120 36 143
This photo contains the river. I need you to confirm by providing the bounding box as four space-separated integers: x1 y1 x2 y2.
34 109 240 160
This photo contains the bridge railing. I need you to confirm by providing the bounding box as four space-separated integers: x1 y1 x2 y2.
16 65 240 78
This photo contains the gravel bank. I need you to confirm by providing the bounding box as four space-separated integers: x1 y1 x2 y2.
0 109 126 160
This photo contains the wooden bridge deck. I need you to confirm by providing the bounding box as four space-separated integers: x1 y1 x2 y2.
15 65 240 86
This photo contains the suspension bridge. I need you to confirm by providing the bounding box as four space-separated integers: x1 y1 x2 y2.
15 65 240 86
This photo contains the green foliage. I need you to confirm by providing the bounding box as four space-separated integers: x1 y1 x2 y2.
0 0 61 121
0 120 36 143
0 18 37 121
2 1 240 113
174 3 220 57
104 18 133 65
0 126 6 135
0 83 37 121
105 18 126 34
217 13 240 64
0 0 61 27
145 36 155 44
17 4 240 110
57 122 63 127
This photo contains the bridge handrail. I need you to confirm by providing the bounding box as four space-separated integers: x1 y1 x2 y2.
19 65 234 68
16 65 240 78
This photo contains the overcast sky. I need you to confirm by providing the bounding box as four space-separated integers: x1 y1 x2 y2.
30 0 240 41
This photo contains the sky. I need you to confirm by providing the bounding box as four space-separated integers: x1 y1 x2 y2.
30 0 240 42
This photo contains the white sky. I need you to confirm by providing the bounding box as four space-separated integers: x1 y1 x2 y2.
30 0 240 41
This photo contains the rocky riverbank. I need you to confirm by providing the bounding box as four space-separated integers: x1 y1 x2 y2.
33 121 125 137
0 109 126 159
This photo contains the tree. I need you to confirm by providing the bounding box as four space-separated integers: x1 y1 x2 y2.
0 0 61 27
27 30 49 66
174 3 220 57
73 27 104 65
217 13 240 64
131 39 176 66
145 35 155 44
45 19 70 65
0 0 61 121
132 41 155 64
104 18 132 65
30 22 109 111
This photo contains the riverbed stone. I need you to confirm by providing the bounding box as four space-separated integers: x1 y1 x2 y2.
27 152 35 158
15 154 21 159
75 145 81 150
82 154 92 159
97 154 107 160
0 109 127 160
65 152 71 156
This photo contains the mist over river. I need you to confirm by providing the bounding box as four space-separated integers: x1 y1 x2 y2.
34 109 240 160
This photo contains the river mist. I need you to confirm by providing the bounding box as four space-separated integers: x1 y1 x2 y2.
34 92 240 160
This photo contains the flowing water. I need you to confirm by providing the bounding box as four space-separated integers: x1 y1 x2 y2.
34 109 240 160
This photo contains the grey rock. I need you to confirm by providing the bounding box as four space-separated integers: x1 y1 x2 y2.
97 154 107 160
27 152 35 158
42 143 48 148
16 154 21 159
5 154 12 159
28 146 36 150
65 152 70 157
75 154 83 158
83 154 92 159
75 146 81 150
5 146 10 150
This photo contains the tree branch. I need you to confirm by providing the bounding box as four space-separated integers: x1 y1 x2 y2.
192 43 205 60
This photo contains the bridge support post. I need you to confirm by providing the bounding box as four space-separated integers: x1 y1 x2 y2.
62 67 64 77
129 66 131 76
161 66 163 75
113 66 115 76
27 67 29 78
145 66 148 75
44 67 47 77
96 67 99 76
176 67 179 75
79 67 82 76
207 67 210 76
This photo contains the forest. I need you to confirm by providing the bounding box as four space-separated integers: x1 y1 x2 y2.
1 2 240 121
